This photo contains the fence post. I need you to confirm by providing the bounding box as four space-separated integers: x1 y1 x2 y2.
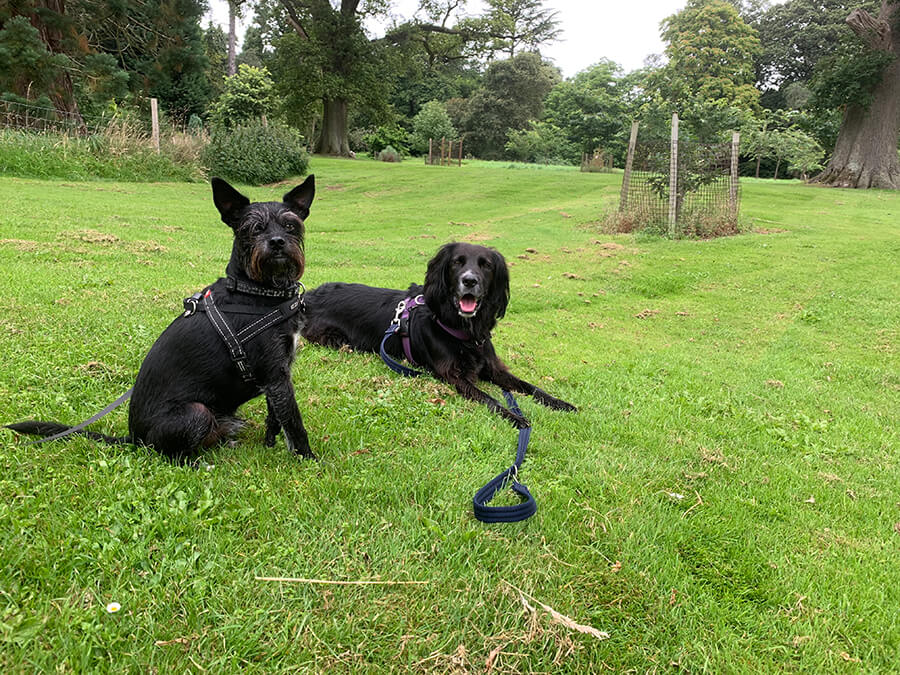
730 131 740 217
427 138 433 165
619 121 639 212
150 98 160 154
668 113 679 237
458 138 463 166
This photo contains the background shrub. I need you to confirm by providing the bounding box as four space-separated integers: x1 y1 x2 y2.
365 124 409 157
377 145 401 162
203 123 309 184
505 120 578 165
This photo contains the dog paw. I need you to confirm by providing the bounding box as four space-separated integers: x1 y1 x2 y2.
506 411 531 429
536 391 577 412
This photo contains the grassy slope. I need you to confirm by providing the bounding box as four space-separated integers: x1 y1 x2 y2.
0 158 898 672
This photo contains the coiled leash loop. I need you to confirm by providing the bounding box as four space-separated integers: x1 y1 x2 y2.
380 298 536 523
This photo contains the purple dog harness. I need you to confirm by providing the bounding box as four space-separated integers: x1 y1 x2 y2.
378 296 536 523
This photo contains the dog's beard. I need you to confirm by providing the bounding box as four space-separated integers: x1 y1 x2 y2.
249 245 305 288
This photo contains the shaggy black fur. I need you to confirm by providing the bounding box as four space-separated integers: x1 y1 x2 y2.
7 176 317 461
301 242 576 428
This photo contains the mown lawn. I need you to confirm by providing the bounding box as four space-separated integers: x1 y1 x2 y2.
0 157 898 672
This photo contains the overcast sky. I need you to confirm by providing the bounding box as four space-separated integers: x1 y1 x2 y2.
204 1 772 79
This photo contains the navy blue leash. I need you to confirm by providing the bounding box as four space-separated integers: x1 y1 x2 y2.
379 319 537 523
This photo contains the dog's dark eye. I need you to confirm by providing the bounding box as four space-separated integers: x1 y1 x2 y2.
454 256 466 266
479 257 492 270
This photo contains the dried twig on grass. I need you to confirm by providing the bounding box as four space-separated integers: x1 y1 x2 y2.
254 576 427 586
503 580 609 640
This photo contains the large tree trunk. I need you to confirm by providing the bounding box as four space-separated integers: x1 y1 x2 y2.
814 2 900 189
227 1 237 76
315 98 350 155
24 0 87 132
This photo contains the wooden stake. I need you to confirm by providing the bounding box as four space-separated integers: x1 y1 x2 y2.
730 131 740 217
668 113 679 236
619 121 639 212
150 98 160 154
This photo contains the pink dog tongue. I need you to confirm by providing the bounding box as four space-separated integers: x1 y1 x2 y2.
460 296 477 313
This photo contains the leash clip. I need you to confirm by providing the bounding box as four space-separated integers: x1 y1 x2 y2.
182 291 203 317
391 299 407 327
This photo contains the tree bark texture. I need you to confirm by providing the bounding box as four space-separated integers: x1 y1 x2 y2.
228 1 237 76
315 98 350 155
26 0 87 131
814 2 900 189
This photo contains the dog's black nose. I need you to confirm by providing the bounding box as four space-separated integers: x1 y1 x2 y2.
269 236 285 250
461 273 478 288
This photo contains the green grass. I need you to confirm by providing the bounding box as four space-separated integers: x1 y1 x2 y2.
1 158 898 672
0 129 203 182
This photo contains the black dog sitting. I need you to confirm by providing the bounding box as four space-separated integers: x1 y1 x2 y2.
7 177 317 462
301 241 577 428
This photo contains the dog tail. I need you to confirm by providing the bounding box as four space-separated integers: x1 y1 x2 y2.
5 421 132 446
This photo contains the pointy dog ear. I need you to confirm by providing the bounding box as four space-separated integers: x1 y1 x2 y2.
211 177 250 225
283 174 315 219
489 248 510 320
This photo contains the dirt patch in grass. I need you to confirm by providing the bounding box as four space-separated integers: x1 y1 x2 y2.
0 238 44 252
63 229 120 245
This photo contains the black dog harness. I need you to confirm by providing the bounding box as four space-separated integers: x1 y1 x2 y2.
183 278 305 385
20 277 304 446
380 296 537 524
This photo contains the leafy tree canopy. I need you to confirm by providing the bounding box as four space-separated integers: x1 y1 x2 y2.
651 0 762 112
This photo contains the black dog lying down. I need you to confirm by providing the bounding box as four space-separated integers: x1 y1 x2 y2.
7 177 317 462
301 242 576 428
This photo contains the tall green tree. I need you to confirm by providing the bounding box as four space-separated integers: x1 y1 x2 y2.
0 1 89 125
462 51 559 159
543 59 629 159
811 1 900 188
72 0 212 121
266 0 390 155
652 0 762 111
203 22 229 100
480 0 561 58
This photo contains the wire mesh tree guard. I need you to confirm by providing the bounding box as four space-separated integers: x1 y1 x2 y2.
581 148 614 173
618 115 741 237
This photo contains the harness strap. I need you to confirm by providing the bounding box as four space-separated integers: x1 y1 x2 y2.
196 288 303 385
18 284 302 445
202 289 256 383
379 298 536 523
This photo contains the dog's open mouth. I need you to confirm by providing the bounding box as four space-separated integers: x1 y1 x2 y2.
456 294 480 317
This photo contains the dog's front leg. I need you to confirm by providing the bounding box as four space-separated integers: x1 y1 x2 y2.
264 396 281 447
264 379 314 459
444 375 531 429
487 366 578 412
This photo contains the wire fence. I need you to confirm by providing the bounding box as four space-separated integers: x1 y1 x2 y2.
618 116 740 238
0 99 109 135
